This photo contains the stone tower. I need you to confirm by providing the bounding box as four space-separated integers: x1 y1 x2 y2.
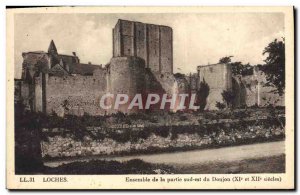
112 19 173 74
48 40 58 54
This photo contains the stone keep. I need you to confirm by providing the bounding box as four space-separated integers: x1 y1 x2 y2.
113 19 173 74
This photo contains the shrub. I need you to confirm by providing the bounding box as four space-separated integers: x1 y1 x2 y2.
197 79 210 111
216 102 226 110
221 90 235 108
179 115 188 121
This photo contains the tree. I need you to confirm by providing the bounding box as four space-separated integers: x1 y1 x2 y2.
262 38 285 96
221 90 235 109
197 79 210 111
219 56 233 64
216 102 226 110
231 62 254 76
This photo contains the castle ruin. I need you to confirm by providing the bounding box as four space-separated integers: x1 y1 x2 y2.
15 19 284 116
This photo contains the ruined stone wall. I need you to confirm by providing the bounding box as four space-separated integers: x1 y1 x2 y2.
113 20 173 74
174 75 189 94
15 80 30 101
144 69 165 94
173 75 190 112
240 70 284 107
236 75 258 107
153 72 177 95
185 73 199 94
43 69 107 116
22 52 51 78
197 63 232 110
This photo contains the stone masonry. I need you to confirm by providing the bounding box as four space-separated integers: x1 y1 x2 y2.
113 19 173 73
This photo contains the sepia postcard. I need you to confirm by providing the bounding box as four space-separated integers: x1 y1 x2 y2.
6 6 294 190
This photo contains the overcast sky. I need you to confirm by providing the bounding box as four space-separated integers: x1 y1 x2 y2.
14 12 284 78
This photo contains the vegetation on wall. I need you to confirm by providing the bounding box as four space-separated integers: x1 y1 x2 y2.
218 56 233 64
218 56 254 76
231 62 254 76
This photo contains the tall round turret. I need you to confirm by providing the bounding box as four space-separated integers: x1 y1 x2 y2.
108 56 146 113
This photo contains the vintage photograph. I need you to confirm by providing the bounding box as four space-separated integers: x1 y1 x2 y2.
7 6 294 189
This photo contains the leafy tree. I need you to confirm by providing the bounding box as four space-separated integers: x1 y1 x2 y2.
221 90 235 109
220 56 254 76
219 56 233 64
262 38 285 96
231 62 254 76
197 79 210 111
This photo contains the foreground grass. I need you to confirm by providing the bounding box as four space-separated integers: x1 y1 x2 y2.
29 155 285 175
17 159 174 175
172 154 285 174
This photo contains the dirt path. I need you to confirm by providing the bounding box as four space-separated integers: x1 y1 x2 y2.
44 141 285 167
109 141 285 165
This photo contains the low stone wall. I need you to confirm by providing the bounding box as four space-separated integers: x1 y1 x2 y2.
41 123 284 159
